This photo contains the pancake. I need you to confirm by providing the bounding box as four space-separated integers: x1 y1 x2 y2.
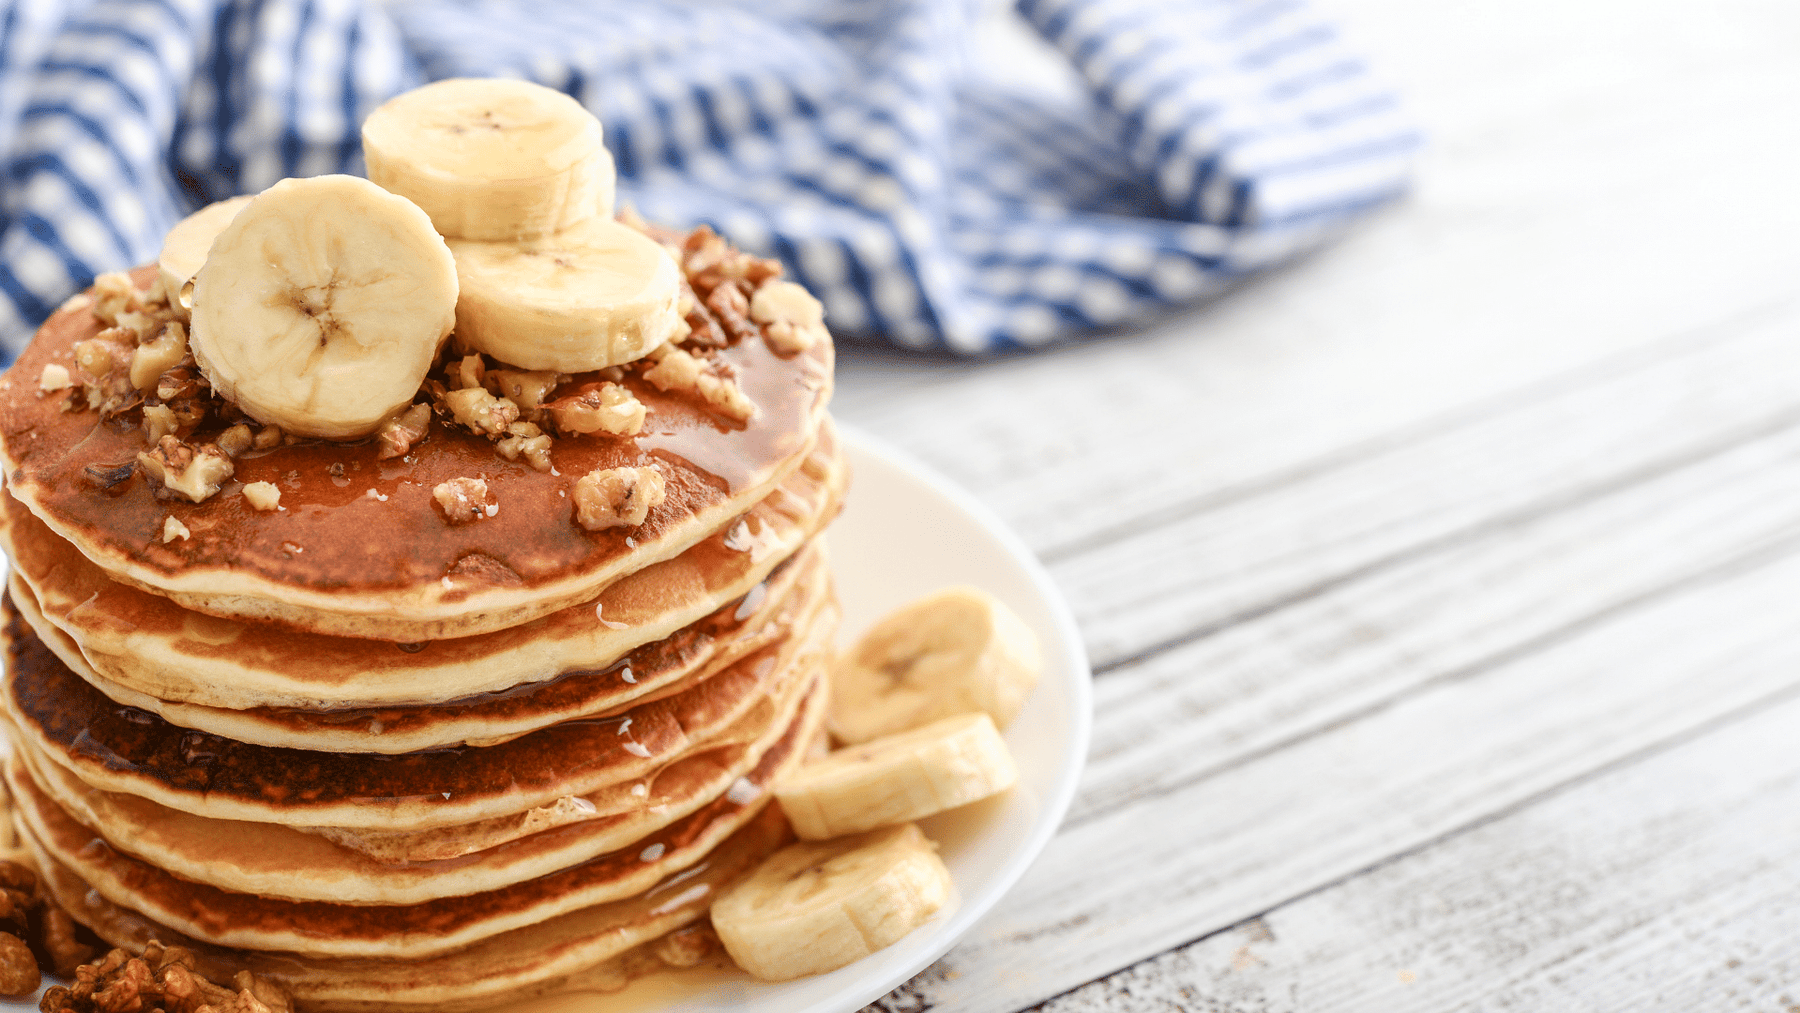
1 592 831 829
9 679 823 951
0 264 834 641
23 801 793 1012
9 539 834 753
10 682 811 903
1 423 845 712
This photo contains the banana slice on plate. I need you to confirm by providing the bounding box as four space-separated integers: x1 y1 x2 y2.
188 175 458 440
362 77 610 241
830 587 1043 745
711 823 952 981
775 712 1019 840
157 195 253 307
449 215 682 372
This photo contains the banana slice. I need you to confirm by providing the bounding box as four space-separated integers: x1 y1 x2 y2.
711 823 952 981
157 195 254 306
362 77 609 241
449 215 681 372
775 712 1018 840
830 587 1042 745
188 175 458 440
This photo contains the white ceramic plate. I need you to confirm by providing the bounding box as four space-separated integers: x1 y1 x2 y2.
0 425 1093 1013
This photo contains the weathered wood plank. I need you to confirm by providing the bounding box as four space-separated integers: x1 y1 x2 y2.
871 521 1800 1013
1028 671 1800 1013
1052 302 1800 668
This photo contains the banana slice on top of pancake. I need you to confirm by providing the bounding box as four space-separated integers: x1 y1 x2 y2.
157 194 253 307
187 174 458 440
362 76 612 241
448 215 683 372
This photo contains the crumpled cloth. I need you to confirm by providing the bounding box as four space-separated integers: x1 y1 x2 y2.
0 0 1417 358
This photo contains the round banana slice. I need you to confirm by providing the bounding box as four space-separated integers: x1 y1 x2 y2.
449 215 681 372
188 175 458 440
775 712 1018 840
362 77 609 241
830 586 1042 745
712 823 952 981
157 195 253 307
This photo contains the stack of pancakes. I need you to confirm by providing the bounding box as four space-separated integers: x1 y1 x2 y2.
0 258 841 1008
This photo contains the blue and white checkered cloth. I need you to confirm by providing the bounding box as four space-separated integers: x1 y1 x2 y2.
0 0 1417 357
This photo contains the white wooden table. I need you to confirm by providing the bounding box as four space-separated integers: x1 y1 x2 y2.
832 0 1800 1008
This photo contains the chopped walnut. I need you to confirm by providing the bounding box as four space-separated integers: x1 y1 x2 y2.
652 923 723 969
432 477 494 525
0 931 34 997
38 364 73 393
546 382 645 437
487 369 563 416
142 405 178 444
573 466 665 531
444 387 519 436
41 940 290 1013
252 425 282 451
137 436 234 503
750 280 827 355
496 422 554 472
696 370 756 422
447 353 486 391
131 323 187 392
71 338 116 378
90 271 143 326
0 859 96 989
642 344 703 392
242 482 281 512
376 403 431 460
161 516 190 543
215 423 254 458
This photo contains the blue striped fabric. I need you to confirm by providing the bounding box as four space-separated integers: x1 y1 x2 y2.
0 0 1417 358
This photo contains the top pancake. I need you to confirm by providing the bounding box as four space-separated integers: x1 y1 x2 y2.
0 258 833 641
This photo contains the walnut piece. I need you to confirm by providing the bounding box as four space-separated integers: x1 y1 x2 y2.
38 364 73 393
573 466 665 531
432 477 494 525
137 437 234 503
696 371 755 422
642 345 703 392
130 323 187 392
487 369 563 417
444 387 519 436
214 423 254 458
252 425 282 451
141 405 178 444
642 344 755 422
41 939 290 1013
749 280 827 355
161 516 190 543
242 482 281 512
546 382 645 437
496 422 553 472
376 404 430 460
0 859 97 989
0 931 35 997
447 352 486 391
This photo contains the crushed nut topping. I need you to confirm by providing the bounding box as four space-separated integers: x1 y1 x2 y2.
252 425 282 451
495 422 554 472
38 365 73 393
546 382 644 438
161 516 190 543
642 344 703 393
137 437 234 504
487 369 563 418
750 280 827 355
376 404 431 460
573 466 665 531
0 858 98 993
432 477 494 525
242 482 281 512
443 387 519 436
641 343 755 422
41 939 290 1013
214 423 254 458
130 323 187 392
448 352 486 392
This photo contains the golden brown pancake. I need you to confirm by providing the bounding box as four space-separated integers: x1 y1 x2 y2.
0 265 833 641
0 594 830 829
9 679 822 948
0 424 846 713
9 541 834 754
22 801 792 1012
